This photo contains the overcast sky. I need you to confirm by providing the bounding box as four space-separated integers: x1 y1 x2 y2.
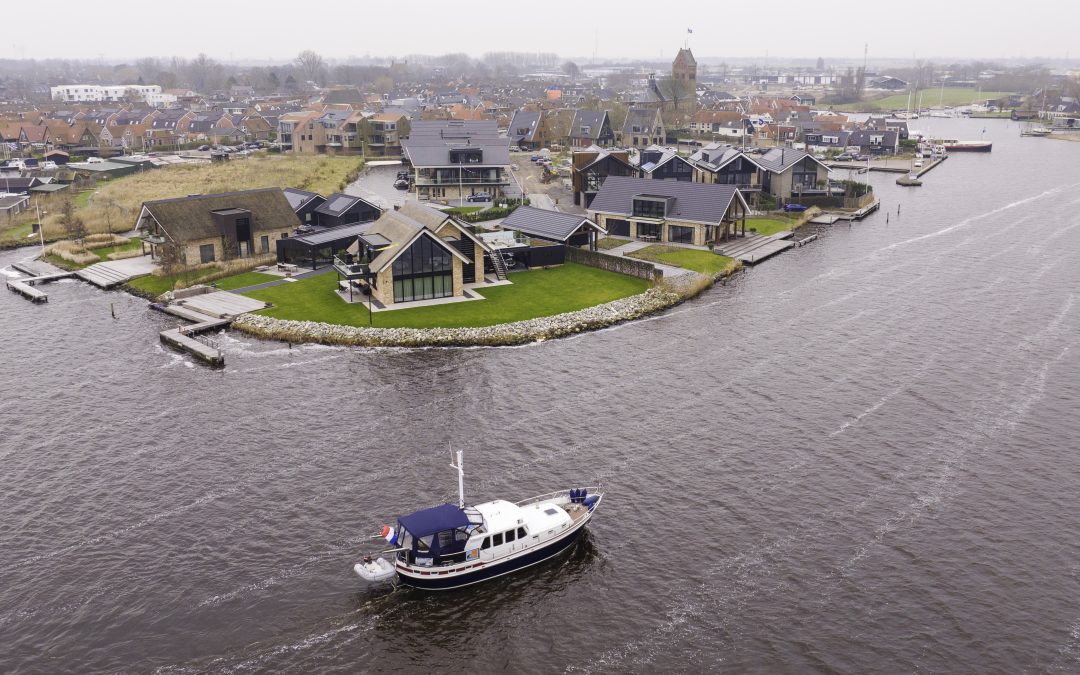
7 0 1076 63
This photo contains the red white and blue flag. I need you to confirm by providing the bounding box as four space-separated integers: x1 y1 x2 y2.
381 525 397 545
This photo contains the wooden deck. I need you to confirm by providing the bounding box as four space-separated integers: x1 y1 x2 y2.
561 502 591 525
715 232 796 265
6 262 76 303
153 291 267 366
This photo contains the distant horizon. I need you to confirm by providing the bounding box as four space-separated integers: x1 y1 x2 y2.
5 0 1076 65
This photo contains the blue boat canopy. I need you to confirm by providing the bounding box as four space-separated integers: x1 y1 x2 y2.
398 503 471 537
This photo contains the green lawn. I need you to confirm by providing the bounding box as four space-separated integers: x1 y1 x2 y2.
596 237 630 250
624 245 737 277
829 88 1013 112
127 267 217 298
210 271 277 291
74 190 95 208
744 218 795 236
0 222 35 245
243 262 651 329
91 237 142 260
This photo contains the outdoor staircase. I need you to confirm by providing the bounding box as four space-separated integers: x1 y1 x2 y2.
76 261 137 288
489 251 509 281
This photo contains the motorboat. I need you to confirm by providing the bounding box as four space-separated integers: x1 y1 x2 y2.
353 450 603 590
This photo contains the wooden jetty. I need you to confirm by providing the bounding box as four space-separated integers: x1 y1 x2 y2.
159 320 229 367
153 290 268 367
829 200 880 222
6 260 76 302
715 231 795 265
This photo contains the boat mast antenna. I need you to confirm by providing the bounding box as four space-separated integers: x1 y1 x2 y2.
449 443 464 508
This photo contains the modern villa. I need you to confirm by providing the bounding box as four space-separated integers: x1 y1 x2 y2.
401 120 513 202
589 176 750 247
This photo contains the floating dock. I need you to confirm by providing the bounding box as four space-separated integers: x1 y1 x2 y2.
159 320 230 367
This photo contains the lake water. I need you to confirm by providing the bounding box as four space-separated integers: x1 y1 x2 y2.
1 118 1079 673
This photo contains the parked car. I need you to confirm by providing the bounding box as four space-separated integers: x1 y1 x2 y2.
198 145 210 151
784 203 808 212
86 157 104 164
466 192 492 202
529 155 541 162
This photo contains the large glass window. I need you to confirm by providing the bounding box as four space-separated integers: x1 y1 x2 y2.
636 222 661 240
392 235 455 303
199 243 215 263
632 198 666 219
669 225 694 244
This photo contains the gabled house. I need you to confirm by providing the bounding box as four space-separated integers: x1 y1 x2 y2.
621 107 665 149
589 175 750 246
363 113 408 156
690 143 765 194
755 148 833 201
690 110 749 136
847 129 899 155
312 192 382 228
338 205 477 307
507 109 545 149
283 187 326 226
136 188 300 264
638 146 695 182
567 110 614 148
571 147 640 208
277 111 321 153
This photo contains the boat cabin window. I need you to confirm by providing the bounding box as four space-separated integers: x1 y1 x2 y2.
505 530 516 543
493 532 503 546
481 537 490 550
517 527 527 538
438 531 454 549
417 535 432 552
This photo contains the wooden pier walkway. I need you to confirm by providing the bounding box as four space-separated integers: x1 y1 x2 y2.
153 291 268 367
6 260 76 302
715 232 796 265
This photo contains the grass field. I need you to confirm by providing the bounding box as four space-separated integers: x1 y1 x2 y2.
829 88 1013 112
243 263 651 329
744 218 796 236
91 237 142 260
596 237 629 250
210 271 277 291
35 155 363 239
127 267 218 298
624 245 737 277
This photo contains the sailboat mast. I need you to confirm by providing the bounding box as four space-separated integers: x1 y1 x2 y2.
456 450 465 509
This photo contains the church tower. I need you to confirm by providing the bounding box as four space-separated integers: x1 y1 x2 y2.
672 48 698 108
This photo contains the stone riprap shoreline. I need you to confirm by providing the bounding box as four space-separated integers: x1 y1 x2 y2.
231 270 724 348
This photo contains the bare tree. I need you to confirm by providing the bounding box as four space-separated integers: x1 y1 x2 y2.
563 61 581 80
295 50 325 85
59 200 86 242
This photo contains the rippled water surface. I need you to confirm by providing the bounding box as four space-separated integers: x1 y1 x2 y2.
1 119 1079 673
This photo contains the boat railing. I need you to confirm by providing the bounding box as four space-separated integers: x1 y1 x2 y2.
515 486 602 507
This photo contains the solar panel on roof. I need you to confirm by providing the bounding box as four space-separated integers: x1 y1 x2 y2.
328 196 354 212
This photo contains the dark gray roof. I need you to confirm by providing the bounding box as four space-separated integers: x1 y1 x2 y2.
401 120 510 167
755 148 828 173
507 110 542 142
293 221 373 246
589 176 743 224
570 110 608 139
622 107 661 135
314 192 378 217
282 187 323 211
501 206 602 242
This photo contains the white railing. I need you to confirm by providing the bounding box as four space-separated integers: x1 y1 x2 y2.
515 486 603 508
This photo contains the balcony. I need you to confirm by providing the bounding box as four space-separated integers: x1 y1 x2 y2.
332 255 372 280
414 175 511 187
